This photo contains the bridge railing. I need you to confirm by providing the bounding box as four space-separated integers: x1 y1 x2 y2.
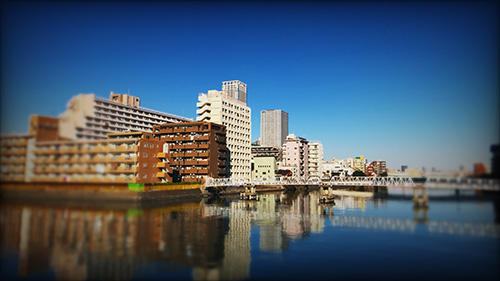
204 176 415 188
204 176 500 190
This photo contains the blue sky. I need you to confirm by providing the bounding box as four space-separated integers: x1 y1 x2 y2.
1 1 498 171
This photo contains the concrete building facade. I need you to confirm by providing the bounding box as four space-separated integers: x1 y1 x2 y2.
0 135 35 182
252 156 277 181
31 132 162 183
251 145 282 162
282 134 309 179
308 142 323 179
260 110 288 147
59 92 191 140
196 81 251 180
352 156 367 173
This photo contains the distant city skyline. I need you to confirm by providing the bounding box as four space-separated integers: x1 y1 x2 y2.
1 1 498 171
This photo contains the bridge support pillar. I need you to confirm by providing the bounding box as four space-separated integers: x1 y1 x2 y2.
413 205 429 223
413 185 428 208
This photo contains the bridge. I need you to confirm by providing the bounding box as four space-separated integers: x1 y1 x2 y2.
204 176 500 191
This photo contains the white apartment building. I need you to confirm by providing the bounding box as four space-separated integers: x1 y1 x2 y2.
196 81 251 180
308 142 323 179
261 109 288 147
282 134 309 179
59 92 192 140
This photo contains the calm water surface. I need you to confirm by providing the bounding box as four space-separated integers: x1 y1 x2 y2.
1 189 499 280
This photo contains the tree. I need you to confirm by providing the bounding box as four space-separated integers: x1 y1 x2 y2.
380 171 388 177
352 170 366 177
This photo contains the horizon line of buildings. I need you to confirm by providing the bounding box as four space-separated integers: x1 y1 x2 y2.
2 79 490 184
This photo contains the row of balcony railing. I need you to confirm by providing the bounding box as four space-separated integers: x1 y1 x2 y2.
33 155 138 164
161 135 210 142
154 126 211 134
0 139 29 147
34 145 139 154
168 151 209 158
0 166 25 173
0 148 27 156
96 98 190 122
31 174 135 183
33 165 137 174
168 143 210 150
0 156 26 164
166 159 210 166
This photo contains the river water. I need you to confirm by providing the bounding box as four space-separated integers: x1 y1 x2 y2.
1 189 499 280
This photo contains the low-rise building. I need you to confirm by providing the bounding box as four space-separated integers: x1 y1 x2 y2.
282 134 309 179
253 156 277 181
0 135 36 182
367 160 387 176
352 156 367 173
31 132 162 183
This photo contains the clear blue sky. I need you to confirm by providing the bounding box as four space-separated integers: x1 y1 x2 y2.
1 1 498 171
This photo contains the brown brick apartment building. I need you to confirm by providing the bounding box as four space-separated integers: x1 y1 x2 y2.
153 121 227 183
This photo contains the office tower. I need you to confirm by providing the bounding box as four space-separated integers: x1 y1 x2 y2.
222 80 247 104
59 92 192 140
197 81 251 180
260 110 288 147
308 142 323 179
282 134 309 179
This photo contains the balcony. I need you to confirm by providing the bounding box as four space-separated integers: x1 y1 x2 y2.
185 127 198 132
185 151 197 157
184 160 197 165
195 135 209 141
195 168 209 174
176 144 197 150
197 160 209 166
171 160 184 166
172 152 184 157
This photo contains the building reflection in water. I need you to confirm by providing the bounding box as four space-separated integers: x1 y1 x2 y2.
0 191 410 281
0 202 227 280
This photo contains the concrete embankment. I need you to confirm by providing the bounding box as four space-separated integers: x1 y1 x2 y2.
0 182 202 203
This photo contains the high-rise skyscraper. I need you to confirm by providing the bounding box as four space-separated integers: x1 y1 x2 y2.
222 80 247 104
260 110 288 147
197 80 251 180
